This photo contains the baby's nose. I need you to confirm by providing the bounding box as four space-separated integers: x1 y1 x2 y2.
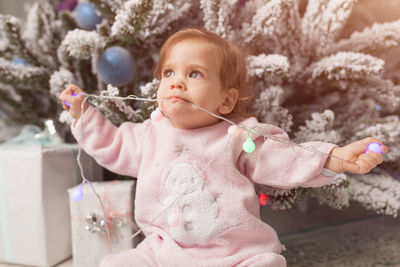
170 82 186 90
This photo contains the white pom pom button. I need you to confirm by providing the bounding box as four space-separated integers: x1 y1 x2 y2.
168 209 180 227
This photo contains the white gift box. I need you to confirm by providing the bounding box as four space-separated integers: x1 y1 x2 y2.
0 144 103 267
68 180 141 267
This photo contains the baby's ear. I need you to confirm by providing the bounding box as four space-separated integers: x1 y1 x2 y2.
219 88 239 115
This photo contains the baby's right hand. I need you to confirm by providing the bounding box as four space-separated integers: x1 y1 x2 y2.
59 84 88 119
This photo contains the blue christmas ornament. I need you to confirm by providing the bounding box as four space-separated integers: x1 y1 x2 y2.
75 2 103 31
97 46 136 87
12 58 27 66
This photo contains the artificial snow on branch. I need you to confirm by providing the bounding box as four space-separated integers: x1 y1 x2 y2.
301 0 356 56
23 1 62 70
303 52 384 83
348 170 400 217
60 29 104 60
111 0 153 43
0 57 49 87
247 54 290 79
252 85 293 132
294 110 341 144
49 68 75 98
326 20 400 56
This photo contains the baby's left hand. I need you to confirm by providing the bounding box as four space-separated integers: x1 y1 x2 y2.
326 137 389 174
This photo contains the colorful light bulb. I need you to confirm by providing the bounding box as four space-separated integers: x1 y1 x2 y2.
258 194 269 206
243 137 256 153
151 107 163 122
366 142 382 154
72 185 84 201
228 125 243 137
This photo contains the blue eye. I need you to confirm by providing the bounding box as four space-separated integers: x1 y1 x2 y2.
189 71 202 78
164 70 174 78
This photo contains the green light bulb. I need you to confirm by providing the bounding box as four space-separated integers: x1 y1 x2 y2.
242 137 255 153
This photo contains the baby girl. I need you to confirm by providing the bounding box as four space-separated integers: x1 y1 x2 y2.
60 28 387 266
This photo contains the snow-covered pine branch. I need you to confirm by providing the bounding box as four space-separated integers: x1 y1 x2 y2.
111 0 152 44
247 54 290 79
348 170 400 217
326 20 400 56
301 0 356 56
23 1 61 70
0 57 49 88
303 52 385 83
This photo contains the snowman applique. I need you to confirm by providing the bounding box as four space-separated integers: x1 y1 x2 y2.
161 162 223 245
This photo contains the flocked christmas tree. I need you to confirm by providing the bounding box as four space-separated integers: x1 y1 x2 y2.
0 0 399 216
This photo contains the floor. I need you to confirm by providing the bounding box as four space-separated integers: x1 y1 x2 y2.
1 201 399 267
0 258 72 267
281 215 400 266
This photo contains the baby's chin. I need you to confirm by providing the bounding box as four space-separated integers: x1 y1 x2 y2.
163 102 193 116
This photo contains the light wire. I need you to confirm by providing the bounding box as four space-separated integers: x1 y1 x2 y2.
72 92 355 253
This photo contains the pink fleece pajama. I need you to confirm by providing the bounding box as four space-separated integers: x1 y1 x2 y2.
72 106 337 267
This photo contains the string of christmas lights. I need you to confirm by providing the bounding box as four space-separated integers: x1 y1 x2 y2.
68 92 383 253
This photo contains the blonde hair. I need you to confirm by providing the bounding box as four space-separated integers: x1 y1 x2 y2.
154 28 251 117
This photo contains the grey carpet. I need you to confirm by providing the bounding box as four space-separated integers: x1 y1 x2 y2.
280 216 400 266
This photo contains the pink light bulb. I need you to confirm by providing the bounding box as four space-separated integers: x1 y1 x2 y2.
151 108 163 122
227 125 242 137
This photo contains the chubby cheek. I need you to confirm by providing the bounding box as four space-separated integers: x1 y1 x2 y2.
156 87 165 111
156 88 162 99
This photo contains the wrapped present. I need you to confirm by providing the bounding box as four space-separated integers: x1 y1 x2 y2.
0 123 103 267
68 180 141 267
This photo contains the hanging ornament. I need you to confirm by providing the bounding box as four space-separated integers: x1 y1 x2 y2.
97 46 136 87
12 58 27 66
75 2 103 31
258 194 269 206
151 107 163 122
56 0 77 13
366 142 383 154
242 136 256 153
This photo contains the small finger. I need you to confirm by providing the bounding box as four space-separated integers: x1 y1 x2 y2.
356 158 372 174
59 84 74 99
66 84 76 94
70 84 83 96
342 161 360 174
364 137 382 145
61 100 70 110
366 151 384 165
360 153 377 168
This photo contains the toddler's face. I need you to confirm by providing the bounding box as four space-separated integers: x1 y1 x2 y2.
157 39 228 129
